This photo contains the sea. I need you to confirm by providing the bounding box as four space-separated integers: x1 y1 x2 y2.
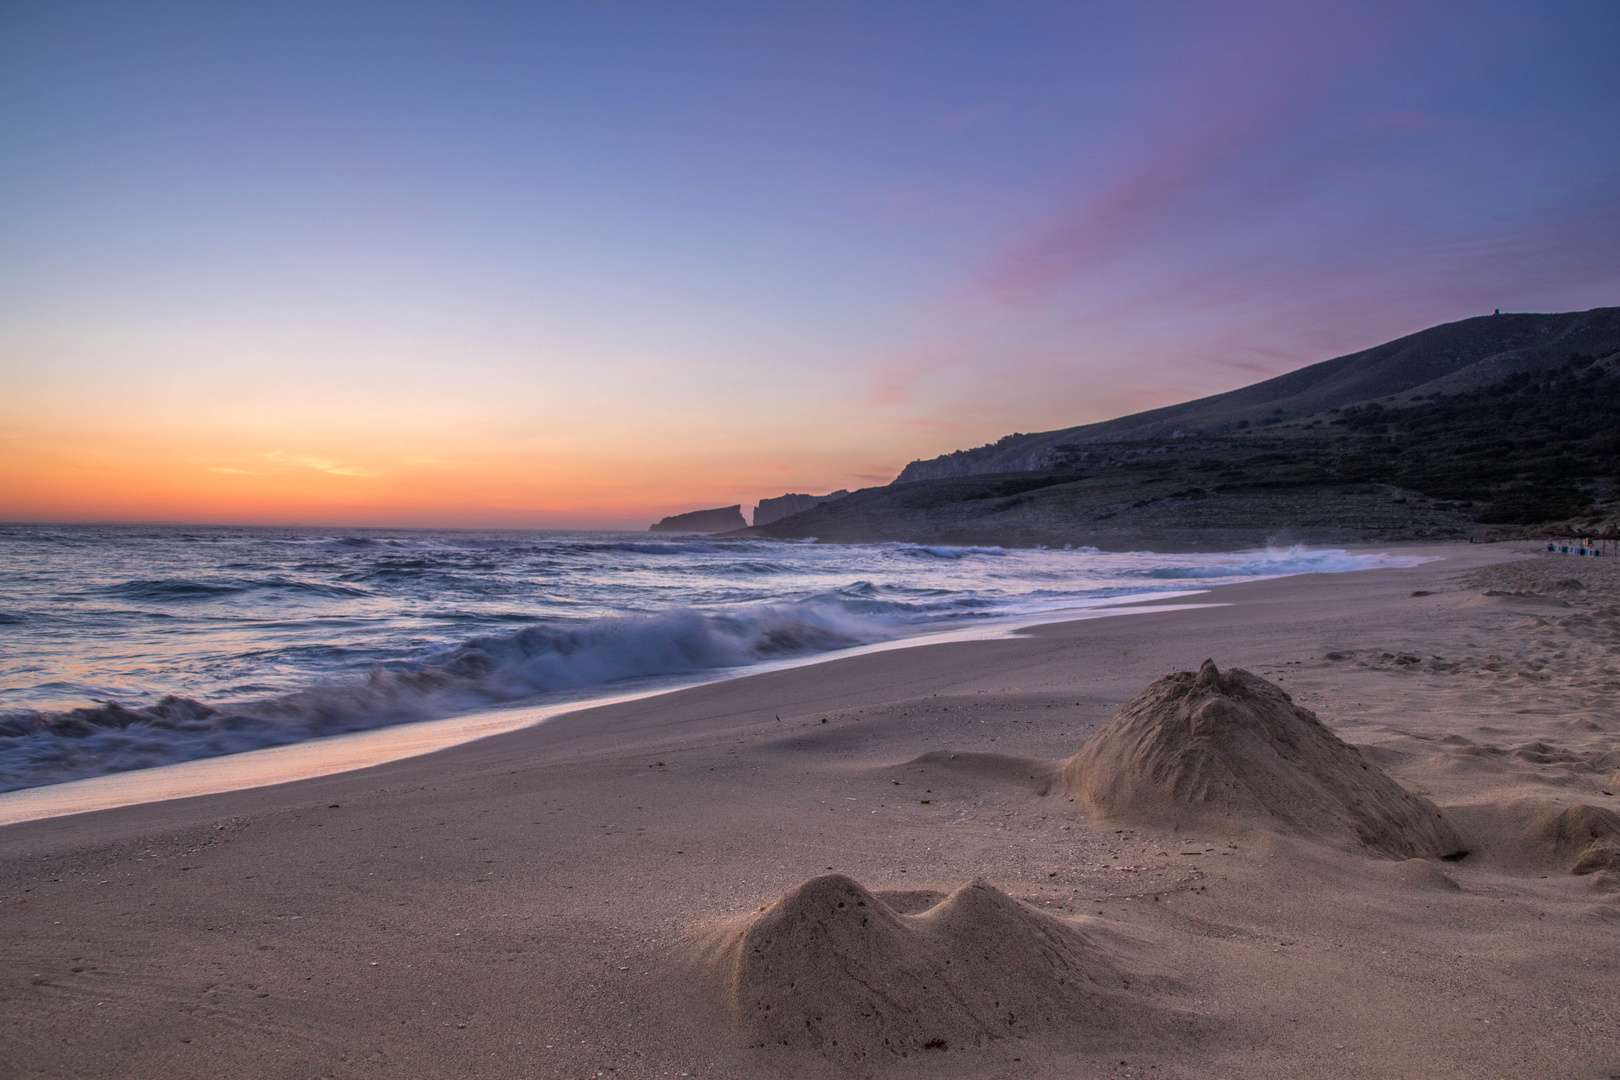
0 523 1427 793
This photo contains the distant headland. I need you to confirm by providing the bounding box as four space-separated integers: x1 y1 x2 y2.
649 505 747 533
722 307 1620 549
752 491 849 527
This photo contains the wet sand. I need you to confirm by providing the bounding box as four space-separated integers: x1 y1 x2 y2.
3 541 1617 1079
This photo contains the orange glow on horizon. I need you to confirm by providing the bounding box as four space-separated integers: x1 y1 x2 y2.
0 414 909 530
4 5 1616 534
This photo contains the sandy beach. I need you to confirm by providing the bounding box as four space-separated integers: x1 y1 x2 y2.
3 540 1618 1079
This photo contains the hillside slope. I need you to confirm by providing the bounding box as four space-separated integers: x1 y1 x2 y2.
748 347 1620 549
896 307 1620 483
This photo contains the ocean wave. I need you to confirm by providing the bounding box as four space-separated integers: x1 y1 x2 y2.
0 527 1435 795
418 609 550 624
328 536 406 549
1139 546 1403 579
345 567 508 591
567 540 726 556
889 543 1008 560
99 578 371 602
100 579 242 601
708 561 795 576
0 600 901 792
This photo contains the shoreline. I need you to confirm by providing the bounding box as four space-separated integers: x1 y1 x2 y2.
10 538 1617 1080
1 535 1455 828
0 534 1417 812
0 590 1227 828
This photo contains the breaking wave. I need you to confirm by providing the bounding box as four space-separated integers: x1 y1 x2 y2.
890 543 1008 560
1138 545 1419 580
0 600 898 792
0 524 1434 794
99 578 371 602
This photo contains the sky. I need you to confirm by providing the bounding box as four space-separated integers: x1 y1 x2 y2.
2 1 1617 529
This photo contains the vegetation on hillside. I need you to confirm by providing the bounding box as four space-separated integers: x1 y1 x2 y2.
842 354 1616 532
1073 352 1619 526
1327 353 1619 523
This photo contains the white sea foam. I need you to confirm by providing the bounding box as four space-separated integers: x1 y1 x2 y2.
1140 544 1422 579
0 524 1435 791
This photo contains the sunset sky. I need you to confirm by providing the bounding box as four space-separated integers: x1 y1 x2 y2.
3 1 1617 528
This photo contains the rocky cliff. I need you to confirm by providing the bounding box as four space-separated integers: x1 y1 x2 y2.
649 505 747 533
752 490 849 527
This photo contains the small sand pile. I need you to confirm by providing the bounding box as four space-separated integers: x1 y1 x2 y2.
1064 660 1466 858
715 873 1152 1064
1447 800 1620 880
1536 804 1620 876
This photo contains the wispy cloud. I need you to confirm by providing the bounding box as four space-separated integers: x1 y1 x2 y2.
971 9 1381 308
266 451 376 478
865 345 965 408
209 466 258 475
1108 173 1620 333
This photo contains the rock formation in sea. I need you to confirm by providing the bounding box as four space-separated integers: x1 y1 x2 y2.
649 506 748 533
752 491 849 527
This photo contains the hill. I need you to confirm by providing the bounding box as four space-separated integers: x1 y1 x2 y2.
745 308 1620 548
896 307 1620 482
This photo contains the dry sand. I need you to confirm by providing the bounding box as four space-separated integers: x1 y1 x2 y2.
3 541 1618 1079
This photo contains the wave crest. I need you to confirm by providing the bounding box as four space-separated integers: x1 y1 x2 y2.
0 601 893 792
1140 545 1403 579
890 543 1008 560
100 578 370 602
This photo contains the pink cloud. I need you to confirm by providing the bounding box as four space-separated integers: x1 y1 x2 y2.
864 345 964 407
1127 174 1619 327
971 9 1387 307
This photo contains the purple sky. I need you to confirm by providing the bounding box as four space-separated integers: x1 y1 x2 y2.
2 1 1617 526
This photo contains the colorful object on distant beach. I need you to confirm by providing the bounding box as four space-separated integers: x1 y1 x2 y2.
1548 537 1614 557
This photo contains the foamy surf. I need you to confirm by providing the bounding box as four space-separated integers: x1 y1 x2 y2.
0 524 1434 792
0 597 1224 826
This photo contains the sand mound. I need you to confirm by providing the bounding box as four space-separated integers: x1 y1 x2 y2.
1360 856 1463 892
715 873 1153 1063
1063 660 1466 858
1445 799 1620 875
888 751 1058 794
